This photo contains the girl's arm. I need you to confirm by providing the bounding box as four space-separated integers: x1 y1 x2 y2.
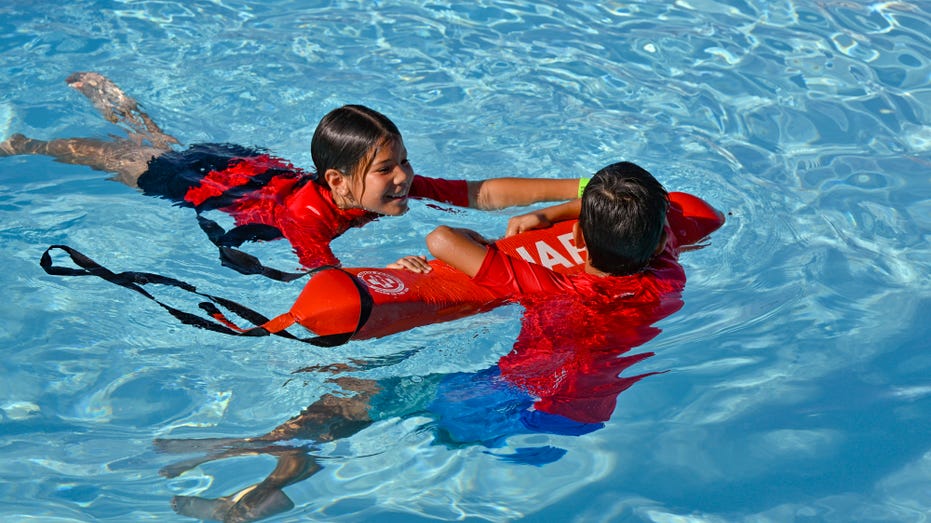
466 178 581 210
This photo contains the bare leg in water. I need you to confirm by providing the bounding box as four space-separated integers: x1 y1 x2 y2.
156 377 380 523
0 72 180 187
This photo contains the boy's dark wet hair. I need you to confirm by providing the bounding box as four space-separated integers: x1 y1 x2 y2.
579 162 669 275
311 105 402 185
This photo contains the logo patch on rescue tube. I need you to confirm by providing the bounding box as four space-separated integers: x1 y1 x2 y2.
357 271 409 295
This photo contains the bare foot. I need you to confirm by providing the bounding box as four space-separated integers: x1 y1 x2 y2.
67 72 140 125
66 72 179 150
0 133 28 156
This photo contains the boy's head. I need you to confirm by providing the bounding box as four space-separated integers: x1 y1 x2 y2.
579 162 669 275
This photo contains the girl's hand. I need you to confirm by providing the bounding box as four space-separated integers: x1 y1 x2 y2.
387 255 432 273
505 212 551 237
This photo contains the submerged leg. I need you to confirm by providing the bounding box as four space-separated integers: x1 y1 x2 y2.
170 452 320 523
154 387 375 478
0 133 162 187
172 488 296 523
66 71 179 150
0 73 178 187
155 438 301 479
166 444 323 522
171 457 313 523
228 452 320 522
158 379 378 520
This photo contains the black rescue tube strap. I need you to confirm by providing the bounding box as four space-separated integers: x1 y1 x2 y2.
195 214 309 283
38 245 370 347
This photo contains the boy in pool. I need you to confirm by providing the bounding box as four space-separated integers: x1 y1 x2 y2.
423 161 703 425
0 72 581 274
412 160 674 285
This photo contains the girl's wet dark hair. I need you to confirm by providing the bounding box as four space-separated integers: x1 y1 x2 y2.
580 162 669 275
311 105 402 186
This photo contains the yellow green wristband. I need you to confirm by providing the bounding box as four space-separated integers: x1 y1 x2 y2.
578 177 591 198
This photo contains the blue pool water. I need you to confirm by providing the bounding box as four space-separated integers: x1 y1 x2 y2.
2 1 930 521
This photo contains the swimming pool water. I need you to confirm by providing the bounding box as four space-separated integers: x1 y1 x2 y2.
2 1 930 521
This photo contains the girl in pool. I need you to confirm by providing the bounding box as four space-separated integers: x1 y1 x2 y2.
1 72 581 274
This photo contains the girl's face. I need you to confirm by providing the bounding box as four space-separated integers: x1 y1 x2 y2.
347 138 415 215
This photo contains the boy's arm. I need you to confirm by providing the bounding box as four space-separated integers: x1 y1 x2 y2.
426 225 490 278
505 199 581 237
466 178 581 210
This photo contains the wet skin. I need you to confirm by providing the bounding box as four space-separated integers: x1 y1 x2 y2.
332 138 415 216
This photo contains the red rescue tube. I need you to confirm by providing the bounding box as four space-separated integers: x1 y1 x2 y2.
668 191 726 246
271 268 366 337
262 261 503 342
261 192 724 343
348 262 504 339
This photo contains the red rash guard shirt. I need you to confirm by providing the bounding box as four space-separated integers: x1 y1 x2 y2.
473 203 722 424
183 154 469 268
